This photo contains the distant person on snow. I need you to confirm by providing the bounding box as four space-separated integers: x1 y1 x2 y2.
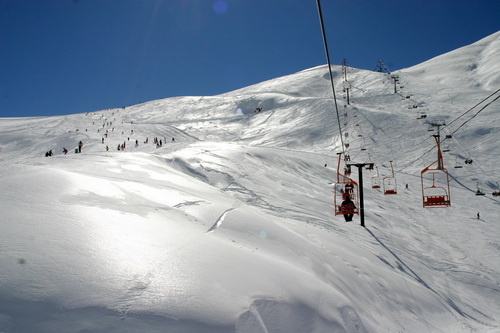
341 195 356 222
78 141 83 153
63 147 68 155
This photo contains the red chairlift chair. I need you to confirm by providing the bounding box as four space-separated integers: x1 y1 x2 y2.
334 153 359 218
421 136 451 207
383 161 397 195
421 171 451 207
371 167 381 189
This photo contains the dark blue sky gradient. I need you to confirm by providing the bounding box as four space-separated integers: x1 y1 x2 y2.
1 0 499 117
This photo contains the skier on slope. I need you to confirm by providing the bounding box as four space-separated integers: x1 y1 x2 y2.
341 195 356 222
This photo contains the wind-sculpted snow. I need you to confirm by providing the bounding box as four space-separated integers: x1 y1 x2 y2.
235 300 368 333
0 32 499 332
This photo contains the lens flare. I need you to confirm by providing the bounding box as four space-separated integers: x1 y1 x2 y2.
212 0 228 15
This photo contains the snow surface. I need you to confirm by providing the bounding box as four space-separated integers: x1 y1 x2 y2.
1 31 499 332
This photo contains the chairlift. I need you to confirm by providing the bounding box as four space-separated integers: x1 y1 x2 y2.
371 166 381 189
421 171 451 207
333 153 359 218
493 182 500 197
475 182 486 196
417 112 427 119
383 161 397 195
360 137 367 151
421 136 451 207
442 143 450 152
445 135 452 139
454 158 463 169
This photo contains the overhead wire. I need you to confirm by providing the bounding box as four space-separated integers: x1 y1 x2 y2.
313 6 498 175
445 92 500 137
399 89 500 172
315 0 345 157
441 88 499 131
444 93 500 179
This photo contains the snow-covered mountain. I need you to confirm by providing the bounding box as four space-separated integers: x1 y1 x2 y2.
1 32 499 333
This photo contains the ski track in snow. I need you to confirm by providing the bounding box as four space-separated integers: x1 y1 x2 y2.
207 206 238 233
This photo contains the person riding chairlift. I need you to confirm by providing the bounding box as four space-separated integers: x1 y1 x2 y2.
341 195 356 222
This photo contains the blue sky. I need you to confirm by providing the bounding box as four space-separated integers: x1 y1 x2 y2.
1 0 499 118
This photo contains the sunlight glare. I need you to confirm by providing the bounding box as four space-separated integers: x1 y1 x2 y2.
212 0 228 15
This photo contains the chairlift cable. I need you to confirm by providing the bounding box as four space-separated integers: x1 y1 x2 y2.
399 91 499 172
399 145 436 172
446 93 499 137
440 93 499 169
441 88 499 131
316 0 345 156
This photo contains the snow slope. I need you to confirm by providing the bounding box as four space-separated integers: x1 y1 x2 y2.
0 32 499 332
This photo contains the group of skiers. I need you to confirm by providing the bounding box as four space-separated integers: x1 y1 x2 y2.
46 135 179 157
44 141 82 157
43 110 179 159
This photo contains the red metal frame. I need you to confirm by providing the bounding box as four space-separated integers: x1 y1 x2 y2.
383 161 397 195
334 153 359 216
421 136 451 207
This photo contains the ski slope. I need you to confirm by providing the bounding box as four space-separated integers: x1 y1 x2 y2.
0 32 499 332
